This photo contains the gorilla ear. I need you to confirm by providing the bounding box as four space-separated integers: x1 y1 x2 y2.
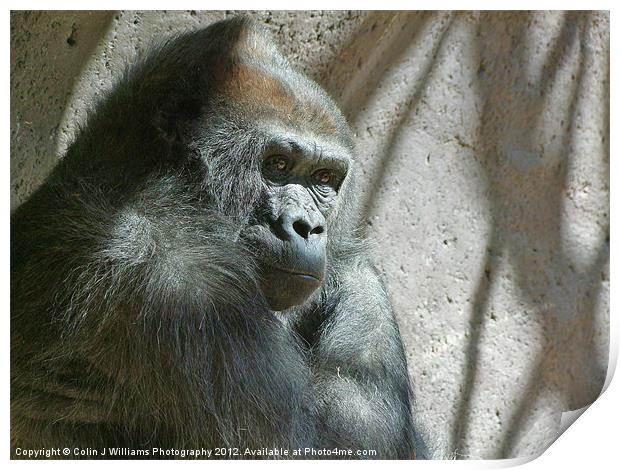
153 109 178 144
152 96 202 145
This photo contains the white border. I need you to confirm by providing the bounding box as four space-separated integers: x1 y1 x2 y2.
4 3 616 468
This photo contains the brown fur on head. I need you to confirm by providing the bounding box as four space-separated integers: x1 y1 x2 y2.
209 18 350 143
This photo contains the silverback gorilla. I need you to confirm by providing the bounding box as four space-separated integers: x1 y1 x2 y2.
11 17 418 459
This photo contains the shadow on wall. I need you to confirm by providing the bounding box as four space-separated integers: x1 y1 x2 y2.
312 10 609 459
10 10 116 210
450 11 609 458
9 10 610 460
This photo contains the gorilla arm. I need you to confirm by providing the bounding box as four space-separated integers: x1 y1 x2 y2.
305 256 416 459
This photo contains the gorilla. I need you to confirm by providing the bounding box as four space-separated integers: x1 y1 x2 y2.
11 17 419 459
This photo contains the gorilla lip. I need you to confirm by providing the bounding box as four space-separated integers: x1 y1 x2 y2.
267 264 322 282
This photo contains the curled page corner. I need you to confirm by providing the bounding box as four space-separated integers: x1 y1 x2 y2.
559 406 589 437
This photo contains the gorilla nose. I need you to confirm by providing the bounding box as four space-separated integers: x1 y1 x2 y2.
276 212 325 241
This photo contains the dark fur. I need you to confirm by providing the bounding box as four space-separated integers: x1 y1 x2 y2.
11 17 417 459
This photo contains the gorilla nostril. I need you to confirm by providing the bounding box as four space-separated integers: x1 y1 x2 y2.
291 220 325 239
292 220 312 239
310 226 324 236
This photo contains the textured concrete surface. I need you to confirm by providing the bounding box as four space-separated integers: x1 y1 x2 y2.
10 11 610 459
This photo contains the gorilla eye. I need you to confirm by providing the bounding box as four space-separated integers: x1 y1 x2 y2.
264 156 291 177
313 169 334 185
273 158 288 172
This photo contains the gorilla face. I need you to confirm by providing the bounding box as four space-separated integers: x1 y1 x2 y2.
241 134 350 311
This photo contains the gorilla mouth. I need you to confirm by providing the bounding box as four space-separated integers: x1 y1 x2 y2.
259 263 323 311
269 265 321 282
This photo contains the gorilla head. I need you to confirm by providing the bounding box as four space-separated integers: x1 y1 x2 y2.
143 18 355 311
